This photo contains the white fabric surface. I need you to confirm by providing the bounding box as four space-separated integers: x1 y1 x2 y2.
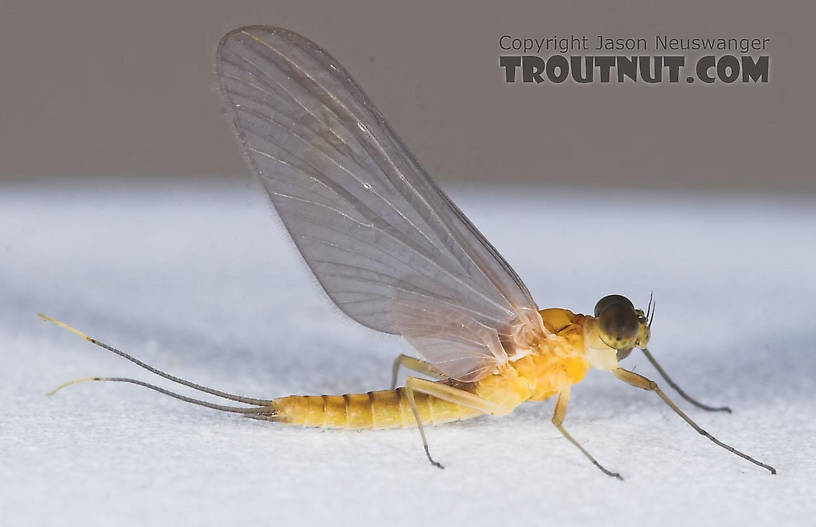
1 176 814 526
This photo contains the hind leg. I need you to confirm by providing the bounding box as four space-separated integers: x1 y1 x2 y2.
390 354 447 389
404 376 497 469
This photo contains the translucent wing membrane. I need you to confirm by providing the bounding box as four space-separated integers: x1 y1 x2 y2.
216 26 544 381
392 291 508 382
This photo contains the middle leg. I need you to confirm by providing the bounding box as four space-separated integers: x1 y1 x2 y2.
552 385 623 480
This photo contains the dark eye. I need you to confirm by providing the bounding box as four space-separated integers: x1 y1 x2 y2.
594 294 634 317
595 295 638 349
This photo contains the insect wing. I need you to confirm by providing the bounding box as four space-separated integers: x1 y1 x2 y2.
216 26 543 381
392 290 509 381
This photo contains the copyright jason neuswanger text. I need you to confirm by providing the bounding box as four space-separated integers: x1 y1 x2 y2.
498 34 771 84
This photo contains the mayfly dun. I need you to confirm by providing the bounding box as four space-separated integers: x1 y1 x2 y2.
40 26 775 478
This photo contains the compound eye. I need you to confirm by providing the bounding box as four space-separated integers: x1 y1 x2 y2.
594 294 634 317
597 301 639 350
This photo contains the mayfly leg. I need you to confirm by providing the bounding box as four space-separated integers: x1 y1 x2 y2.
391 354 447 389
639 348 732 413
613 367 776 474
552 385 623 480
403 377 498 469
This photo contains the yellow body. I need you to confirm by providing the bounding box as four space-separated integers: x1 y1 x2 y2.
273 308 593 429
38 301 778 475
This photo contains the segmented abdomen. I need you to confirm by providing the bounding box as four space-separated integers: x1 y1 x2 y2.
272 387 482 429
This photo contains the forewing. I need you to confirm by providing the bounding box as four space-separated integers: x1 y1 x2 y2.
392 290 511 382
216 26 543 380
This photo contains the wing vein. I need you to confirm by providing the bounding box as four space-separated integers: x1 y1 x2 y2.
273 191 514 315
239 30 508 305
216 26 543 381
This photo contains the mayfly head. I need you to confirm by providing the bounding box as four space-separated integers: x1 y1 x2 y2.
593 294 651 360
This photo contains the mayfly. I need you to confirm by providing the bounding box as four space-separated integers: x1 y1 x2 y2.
41 26 775 478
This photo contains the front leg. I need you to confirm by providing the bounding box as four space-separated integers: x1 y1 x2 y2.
614 367 776 474
639 348 731 412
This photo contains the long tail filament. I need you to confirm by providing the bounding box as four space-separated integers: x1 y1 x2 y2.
38 313 277 417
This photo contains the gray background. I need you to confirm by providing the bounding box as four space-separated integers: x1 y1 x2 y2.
2 0 813 192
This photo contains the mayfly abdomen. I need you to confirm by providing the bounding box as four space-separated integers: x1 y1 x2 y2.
272 387 482 429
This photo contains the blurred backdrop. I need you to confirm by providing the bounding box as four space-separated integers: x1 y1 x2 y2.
1 0 813 193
